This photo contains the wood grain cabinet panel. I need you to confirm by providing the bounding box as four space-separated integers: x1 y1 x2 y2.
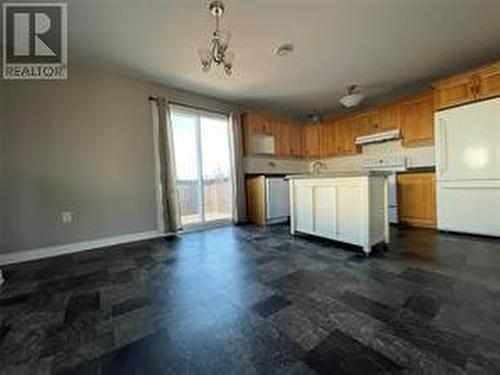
352 110 379 137
242 112 303 157
242 113 274 156
276 120 291 157
335 117 359 155
377 102 401 131
288 123 303 157
276 120 302 157
433 74 478 111
397 172 436 229
400 92 435 147
246 177 266 226
477 62 500 100
433 62 500 110
322 121 337 157
303 123 323 158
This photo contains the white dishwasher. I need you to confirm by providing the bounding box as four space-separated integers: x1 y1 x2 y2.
265 177 290 222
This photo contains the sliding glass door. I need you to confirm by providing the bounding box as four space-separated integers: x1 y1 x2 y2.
170 105 232 227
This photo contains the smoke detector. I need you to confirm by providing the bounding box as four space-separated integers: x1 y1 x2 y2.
339 84 365 108
275 43 295 56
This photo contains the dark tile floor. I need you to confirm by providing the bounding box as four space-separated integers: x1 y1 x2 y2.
1 224 500 374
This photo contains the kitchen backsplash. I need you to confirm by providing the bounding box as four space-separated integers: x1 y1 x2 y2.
322 140 435 172
244 141 435 174
244 157 309 174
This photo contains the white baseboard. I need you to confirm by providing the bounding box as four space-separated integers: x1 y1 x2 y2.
0 230 168 266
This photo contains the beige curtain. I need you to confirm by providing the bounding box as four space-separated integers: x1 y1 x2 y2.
229 111 247 223
151 97 182 233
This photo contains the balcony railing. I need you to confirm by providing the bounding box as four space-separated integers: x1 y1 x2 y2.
177 178 231 224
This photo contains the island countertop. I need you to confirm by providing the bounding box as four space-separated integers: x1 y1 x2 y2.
286 171 390 179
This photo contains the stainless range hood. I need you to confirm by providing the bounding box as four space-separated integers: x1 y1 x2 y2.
355 129 400 145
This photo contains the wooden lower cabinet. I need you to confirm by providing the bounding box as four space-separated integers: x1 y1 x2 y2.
397 172 437 229
246 177 266 225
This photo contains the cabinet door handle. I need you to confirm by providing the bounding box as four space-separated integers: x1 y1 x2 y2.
469 83 477 97
438 118 448 176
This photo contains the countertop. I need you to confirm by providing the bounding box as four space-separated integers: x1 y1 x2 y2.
286 171 391 179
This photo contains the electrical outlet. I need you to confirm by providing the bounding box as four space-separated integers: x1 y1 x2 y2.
61 211 73 224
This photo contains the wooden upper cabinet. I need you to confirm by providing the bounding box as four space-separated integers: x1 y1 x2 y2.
352 110 379 137
377 102 401 131
303 123 323 158
242 112 303 157
288 123 303 157
477 62 500 100
397 171 437 229
276 120 302 157
322 121 337 157
400 92 435 147
242 112 272 134
433 73 478 111
335 116 359 155
275 120 289 157
433 61 500 110
242 112 275 156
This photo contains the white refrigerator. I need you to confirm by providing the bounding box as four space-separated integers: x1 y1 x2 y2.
435 97 500 236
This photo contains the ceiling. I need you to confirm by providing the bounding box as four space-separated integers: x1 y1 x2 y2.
51 0 500 115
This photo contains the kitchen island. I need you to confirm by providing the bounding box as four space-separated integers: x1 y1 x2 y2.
288 172 389 254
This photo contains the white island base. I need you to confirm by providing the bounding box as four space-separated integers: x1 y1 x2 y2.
288 173 389 254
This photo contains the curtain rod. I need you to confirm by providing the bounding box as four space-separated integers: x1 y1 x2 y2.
148 96 230 116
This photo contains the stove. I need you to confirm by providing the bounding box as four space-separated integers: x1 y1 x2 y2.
362 155 407 224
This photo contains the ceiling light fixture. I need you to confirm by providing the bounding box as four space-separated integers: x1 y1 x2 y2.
198 1 234 76
339 84 365 108
309 111 324 124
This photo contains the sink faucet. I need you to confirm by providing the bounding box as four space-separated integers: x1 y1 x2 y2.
311 161 326 175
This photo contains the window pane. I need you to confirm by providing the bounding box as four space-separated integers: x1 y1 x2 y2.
200 115 232 222
171 110 202 225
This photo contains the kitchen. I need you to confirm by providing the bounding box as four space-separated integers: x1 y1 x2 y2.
244 61 500 253
2 1 500 373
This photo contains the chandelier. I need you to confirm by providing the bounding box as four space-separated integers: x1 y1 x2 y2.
198 1 234 75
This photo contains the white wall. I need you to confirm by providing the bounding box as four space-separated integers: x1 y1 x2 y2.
1 64 238 254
